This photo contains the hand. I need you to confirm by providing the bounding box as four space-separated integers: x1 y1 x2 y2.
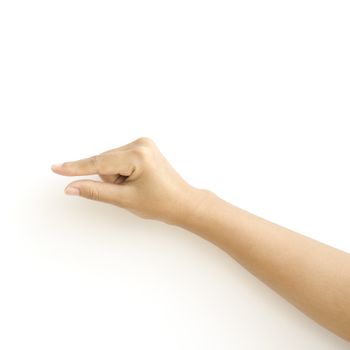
51 137 204 224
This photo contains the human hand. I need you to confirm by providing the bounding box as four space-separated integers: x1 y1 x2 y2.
51 137 205 225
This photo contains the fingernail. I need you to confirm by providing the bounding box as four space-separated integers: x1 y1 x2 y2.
51 163 64 170
65 186 80 196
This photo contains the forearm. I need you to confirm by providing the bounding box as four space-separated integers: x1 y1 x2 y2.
177 188 350 342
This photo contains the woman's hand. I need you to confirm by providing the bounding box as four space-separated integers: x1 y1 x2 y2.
51 137 204 224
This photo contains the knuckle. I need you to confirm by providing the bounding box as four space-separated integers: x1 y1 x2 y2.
134 137 154 146
133 145 151 162
132 138 156 163
87 186 100 201
90 154 101 173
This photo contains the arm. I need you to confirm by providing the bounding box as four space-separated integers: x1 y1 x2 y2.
51 137 350 342
178 190 350 342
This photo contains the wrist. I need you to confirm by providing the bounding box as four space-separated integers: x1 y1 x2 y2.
166 186 216 228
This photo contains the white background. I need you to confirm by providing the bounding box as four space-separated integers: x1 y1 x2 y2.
0 0 349 348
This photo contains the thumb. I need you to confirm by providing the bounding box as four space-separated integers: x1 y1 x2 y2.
64 179 128 207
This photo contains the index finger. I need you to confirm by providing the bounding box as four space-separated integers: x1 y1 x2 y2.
51 155 100 176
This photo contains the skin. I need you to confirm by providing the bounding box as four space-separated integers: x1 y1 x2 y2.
51 137 350 342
